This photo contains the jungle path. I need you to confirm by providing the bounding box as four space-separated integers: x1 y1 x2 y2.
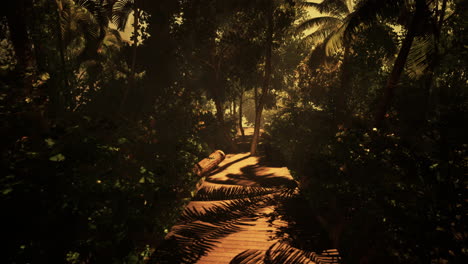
155 128 340 264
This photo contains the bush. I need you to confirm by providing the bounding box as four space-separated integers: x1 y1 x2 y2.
1 104 205 263
265 105 467 263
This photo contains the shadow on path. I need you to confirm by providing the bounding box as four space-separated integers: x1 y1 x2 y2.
207 154 251 176
151 127 340 264
207 164 297 188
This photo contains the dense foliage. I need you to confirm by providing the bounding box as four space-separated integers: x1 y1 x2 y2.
1 0 209 262
1 0 467 263
266 0 467 262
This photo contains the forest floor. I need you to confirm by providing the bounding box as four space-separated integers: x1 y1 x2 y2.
158 128 340 263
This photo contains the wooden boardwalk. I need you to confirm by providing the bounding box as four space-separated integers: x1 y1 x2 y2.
195 153 290 263
155 129 340 263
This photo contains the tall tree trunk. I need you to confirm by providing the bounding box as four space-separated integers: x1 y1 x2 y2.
214 94 224 124
239 90 245 137
53 0 67 113
421 0 447 120
233 100 236 116
250 1 273 155
374 0 425 127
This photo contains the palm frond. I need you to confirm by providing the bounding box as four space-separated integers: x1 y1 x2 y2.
299 2 322 9
316 0 350 16
265 242 341 264
156 218 255 263
300 0 349 16
74 0 110 26
303 24 338 43
406 35 434 78
324 20 347 55
296 16 342 34
59 1 100 49
180 196 272 224
193 185 279 201
264 242 316 264
344 0 403 41
112 0 134 31
315 249 341 264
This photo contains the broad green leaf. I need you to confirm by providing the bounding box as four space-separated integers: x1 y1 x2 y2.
49 153 65 162
45 138 55 147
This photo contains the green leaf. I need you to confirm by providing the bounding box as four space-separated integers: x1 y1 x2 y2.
2 188 13 195
45 138 55 148
49 153 66 162
139 177 145 183
118 137 128 144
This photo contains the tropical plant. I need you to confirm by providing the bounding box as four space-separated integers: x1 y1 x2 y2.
111 0 142 109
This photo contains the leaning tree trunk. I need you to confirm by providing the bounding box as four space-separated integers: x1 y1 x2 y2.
250 1 273 155
374 0 425 127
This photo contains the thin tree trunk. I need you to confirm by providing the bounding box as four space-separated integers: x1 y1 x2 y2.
422 0 447 119
233 100 236 116
131 1 139 84
214 95 224 124
337 44 351 126
250 1 273 155
374 0 425 127
212 74 237 152
121 1 139 111
239 90 245 137
54 0 68 112
254 85 258 112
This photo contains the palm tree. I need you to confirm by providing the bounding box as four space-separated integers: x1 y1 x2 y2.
297 0 354 125
370 0 442 127
111 0 140 109
53 0 111 109
299 0 442 128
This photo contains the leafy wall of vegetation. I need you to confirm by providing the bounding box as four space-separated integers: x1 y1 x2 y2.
266 0 467 262
1 0 467 263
